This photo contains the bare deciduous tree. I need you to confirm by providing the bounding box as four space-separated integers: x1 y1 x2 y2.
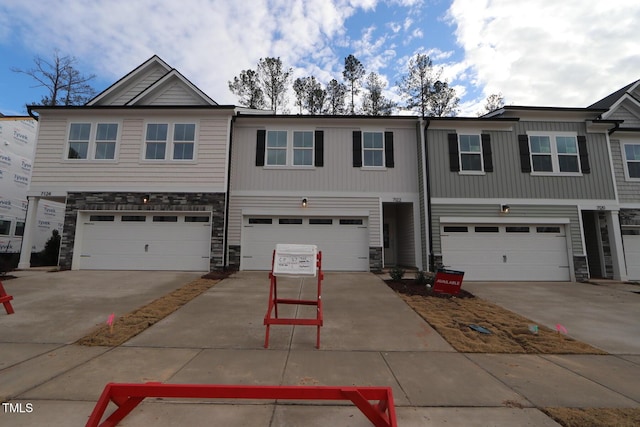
12 50 96 106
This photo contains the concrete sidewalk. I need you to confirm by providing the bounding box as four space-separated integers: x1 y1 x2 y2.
0 271 638 426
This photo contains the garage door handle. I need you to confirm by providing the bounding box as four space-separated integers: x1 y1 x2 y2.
145 244 149 252
503 255 507 263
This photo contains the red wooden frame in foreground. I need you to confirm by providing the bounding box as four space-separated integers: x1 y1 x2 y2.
86 383 397 427
264 249 324 348
0 281 15 315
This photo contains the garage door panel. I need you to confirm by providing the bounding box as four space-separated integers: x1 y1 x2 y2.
78 214 211 271
242 218 369 271
441 224 570 281
623 234 640 280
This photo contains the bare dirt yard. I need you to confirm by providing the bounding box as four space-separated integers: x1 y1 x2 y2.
386 278 640 427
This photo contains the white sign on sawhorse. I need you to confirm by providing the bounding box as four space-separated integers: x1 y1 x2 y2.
264 244 323 348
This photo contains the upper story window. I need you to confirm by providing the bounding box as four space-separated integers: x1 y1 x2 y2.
447 133 492 173
293 131 313 166
362 132 384 167
266 130 288 166
459 134 483 171
256 129 323 168
144 123 196 161
67 122 118 160
518 132 588 175
624 143 640 179
352 130 394 168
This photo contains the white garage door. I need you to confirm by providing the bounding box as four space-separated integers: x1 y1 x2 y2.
623 230 640 280
78 213 211 271
241 216 369 271
441 224 570 281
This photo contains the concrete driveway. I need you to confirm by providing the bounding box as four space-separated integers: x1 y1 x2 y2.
1 271 639 426
463 280 640 354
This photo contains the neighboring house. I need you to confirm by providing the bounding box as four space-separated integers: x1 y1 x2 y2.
228 114 424 271
19 56 236 271
424 107 625 282
589 79 640 280
0 115 64 259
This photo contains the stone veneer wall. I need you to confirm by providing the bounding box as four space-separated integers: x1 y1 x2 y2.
228 245 241 269
369 247 382 272
59 192 225 271
573 255 589 282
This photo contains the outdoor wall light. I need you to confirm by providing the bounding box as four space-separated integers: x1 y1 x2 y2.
301 197 308 208
143 194 150 204
500 204 510 213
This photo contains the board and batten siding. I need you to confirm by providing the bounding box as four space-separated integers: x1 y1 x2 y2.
428 122 616 200
228 195 381 247
430 203 583 256
30 111 231 193
230 123 419 193
611 137 640 203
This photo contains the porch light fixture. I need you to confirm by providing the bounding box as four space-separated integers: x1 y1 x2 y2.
500 204 510 213
143 194 150 204
301 198 308 208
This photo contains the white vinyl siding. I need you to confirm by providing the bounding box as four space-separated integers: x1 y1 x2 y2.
30 112 231 193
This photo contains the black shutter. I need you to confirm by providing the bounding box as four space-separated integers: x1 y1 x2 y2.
384 131 394 168
577 135 590 174
448 133 459 172
353 131 362 167
518 134 531 172
314 130 324 167
481 134 493 172
256 129 266 166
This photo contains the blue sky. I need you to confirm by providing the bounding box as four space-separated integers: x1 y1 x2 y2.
1 0 640 116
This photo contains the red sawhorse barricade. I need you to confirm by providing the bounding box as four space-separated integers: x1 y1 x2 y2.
264 244 323 348
0 280 15 315
86 382 397 427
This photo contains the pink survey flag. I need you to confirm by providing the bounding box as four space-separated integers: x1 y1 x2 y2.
107 313 115 326
555 324 567 334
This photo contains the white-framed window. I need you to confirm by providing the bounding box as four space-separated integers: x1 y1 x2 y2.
293 131 314 166
67 122 119 160
145 123 168 160
362 131 384 167
144 122 196 161
528 133 580 174
173 123 195 160
264 130 316 167
266 130 288 166
623 143 640 179
459 134 483 172
95 123 118 159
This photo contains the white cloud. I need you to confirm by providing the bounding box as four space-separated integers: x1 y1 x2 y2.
0 0 375 106
447 0 640 107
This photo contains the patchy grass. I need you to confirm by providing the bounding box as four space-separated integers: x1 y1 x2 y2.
387 279 606 354
76 277 222 347
541 407 640 427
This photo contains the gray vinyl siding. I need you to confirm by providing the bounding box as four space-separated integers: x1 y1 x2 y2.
430 203 583 255
231 121 419 193
30 111 231 193
608 106 640 126
428 121 616 200
228 195 381 247
611 138 640 202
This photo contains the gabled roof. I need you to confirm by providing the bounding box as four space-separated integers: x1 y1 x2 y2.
87 55 216 107
588 79 640 110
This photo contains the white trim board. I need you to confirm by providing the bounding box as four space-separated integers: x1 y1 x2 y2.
440 216 571 224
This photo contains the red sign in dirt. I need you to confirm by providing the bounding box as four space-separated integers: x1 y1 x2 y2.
433 269 465 295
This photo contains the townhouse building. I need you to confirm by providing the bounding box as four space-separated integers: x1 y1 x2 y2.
17 55 639 281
